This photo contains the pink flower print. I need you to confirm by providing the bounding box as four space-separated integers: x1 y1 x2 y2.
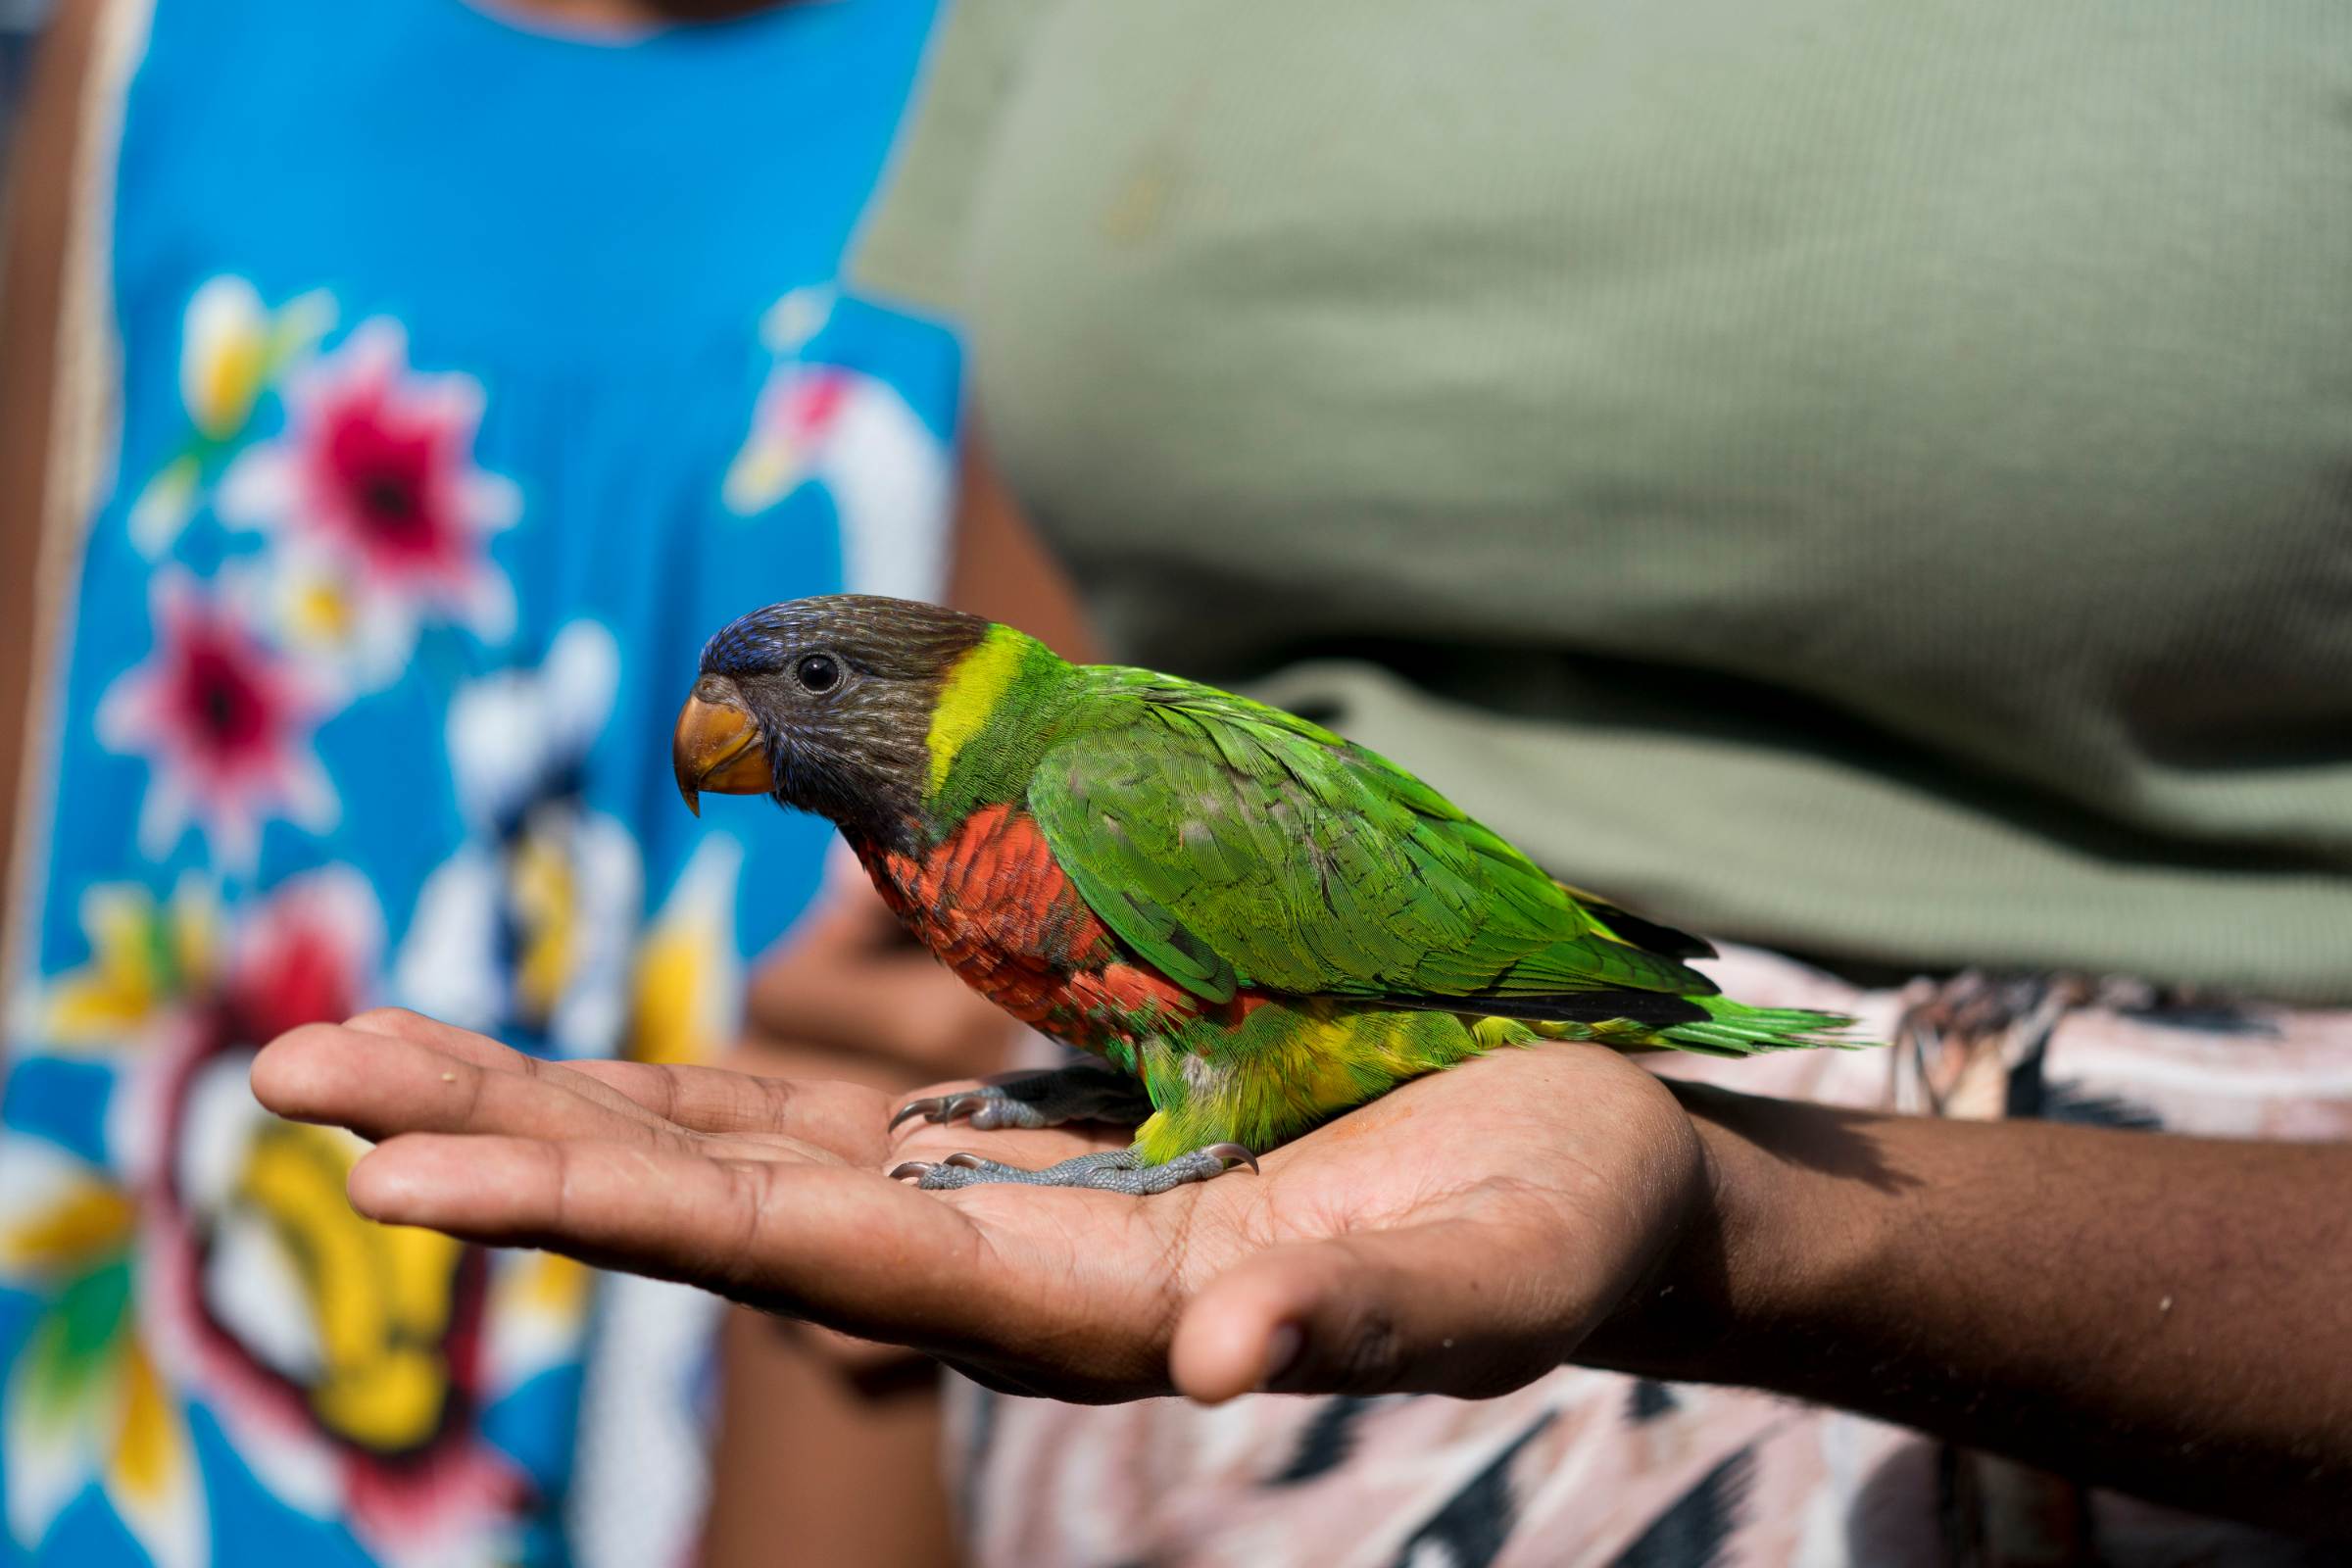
220 320 519 662
97 570 338 870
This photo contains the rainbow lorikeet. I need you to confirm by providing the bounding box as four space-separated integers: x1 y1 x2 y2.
674 596 1855 1196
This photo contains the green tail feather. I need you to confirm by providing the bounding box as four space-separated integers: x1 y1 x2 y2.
1656 996 1860 1058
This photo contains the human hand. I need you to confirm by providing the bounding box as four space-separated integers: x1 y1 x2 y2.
251 1008 1712 1402
731 873 1031 1377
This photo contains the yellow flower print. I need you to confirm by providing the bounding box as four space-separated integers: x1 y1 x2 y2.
229 1117 469 1453
0 1182 135 1272
129 276 334 559
627 836 745 1067
40 875 220 1049
0 1141 206 1568
510 823 584 1027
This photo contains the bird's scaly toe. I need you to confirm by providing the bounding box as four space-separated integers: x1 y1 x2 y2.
894 1143 1258 1196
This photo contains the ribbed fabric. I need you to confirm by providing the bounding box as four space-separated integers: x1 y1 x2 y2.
859 0 2352 1003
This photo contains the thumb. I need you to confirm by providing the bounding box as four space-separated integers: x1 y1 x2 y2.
1169 1218 1574 1403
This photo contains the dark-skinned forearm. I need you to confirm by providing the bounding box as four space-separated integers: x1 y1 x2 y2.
1579 1085 2352 1536
0 0 106 1008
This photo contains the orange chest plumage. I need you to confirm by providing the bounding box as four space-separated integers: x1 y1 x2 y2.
851 804 1200 1039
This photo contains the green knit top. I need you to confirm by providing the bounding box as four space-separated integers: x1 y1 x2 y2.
856 0 2352 1002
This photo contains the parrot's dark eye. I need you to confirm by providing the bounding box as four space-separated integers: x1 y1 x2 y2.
794 653 841 694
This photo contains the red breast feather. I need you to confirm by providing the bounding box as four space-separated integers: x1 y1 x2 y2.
856 804 1201 1043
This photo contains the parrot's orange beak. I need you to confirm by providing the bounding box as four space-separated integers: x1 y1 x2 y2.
672 695 772 816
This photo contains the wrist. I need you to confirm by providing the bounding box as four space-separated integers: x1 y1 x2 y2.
1575 1083 1864 1381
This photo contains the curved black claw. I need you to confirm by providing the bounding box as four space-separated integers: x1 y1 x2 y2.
1203 1143 1259 1174
887 1160 935 1182
889 1065 1154 1136
889 1097 950 1132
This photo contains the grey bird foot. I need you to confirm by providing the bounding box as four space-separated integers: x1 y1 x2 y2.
889 1144 1257 1196
890 1061 1153 1133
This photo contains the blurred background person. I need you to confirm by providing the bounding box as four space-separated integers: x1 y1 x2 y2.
0 1 982 1564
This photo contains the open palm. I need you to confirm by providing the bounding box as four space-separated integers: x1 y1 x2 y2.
252 1008 1706 1402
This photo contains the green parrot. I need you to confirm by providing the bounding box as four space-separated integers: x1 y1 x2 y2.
674 595 1855 1196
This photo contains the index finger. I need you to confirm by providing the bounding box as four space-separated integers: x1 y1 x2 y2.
254 1013 677 1147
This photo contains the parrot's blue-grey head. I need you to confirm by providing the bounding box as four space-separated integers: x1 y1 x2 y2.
673 594 989 840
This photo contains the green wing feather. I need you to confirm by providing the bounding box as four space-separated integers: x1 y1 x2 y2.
1025 670 1719 1011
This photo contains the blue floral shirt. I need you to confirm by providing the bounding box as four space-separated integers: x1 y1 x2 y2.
0 1 956 1563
